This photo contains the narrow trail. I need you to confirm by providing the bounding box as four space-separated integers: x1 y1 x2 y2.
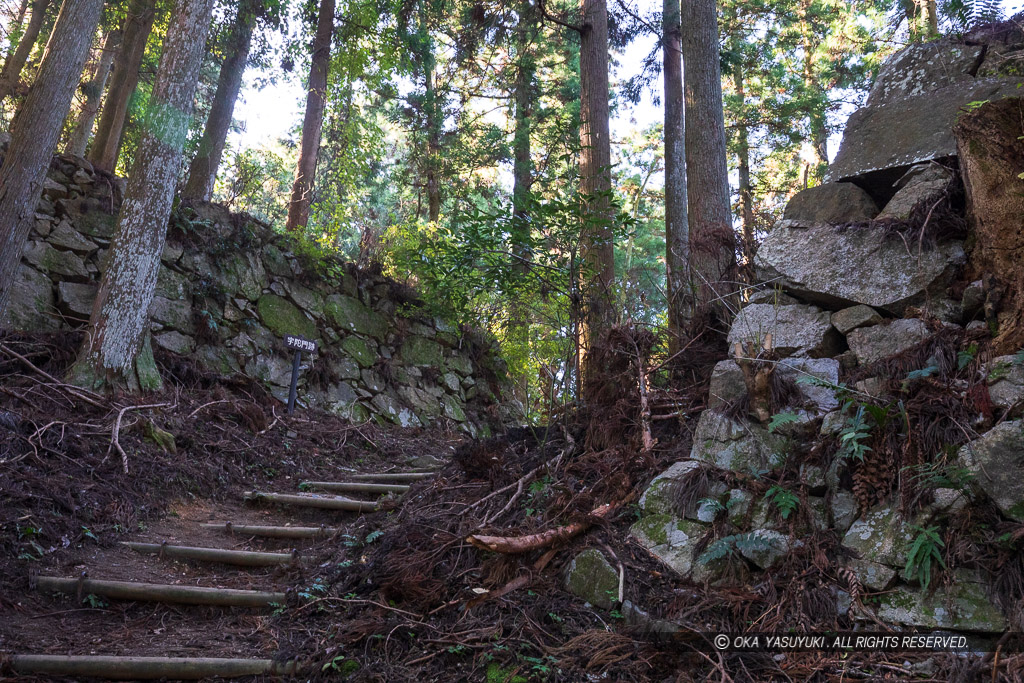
0 467 436 680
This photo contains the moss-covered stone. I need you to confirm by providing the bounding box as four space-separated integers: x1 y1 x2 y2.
400 335 444 367
341 335 376 368
638 460 702 516
565 549 619 609
876 572 1006 631
256 294 316 339
442 395 467 421
629 514 710 578
325 294 389 340
143 420 176 454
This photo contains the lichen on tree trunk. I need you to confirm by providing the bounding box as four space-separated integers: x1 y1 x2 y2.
954 97 1024 355
70 0 214 392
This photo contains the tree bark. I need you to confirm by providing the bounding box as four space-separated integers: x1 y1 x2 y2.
681 0 735 313
181 0 260 200
507 0 536 398
0 0 51 103
0 0 104 318
663 0 688 353
65 28 120 157
285 0 334 231
87 0 157 172
70 0 214 392
732 59 754 265
424 60 441 223
579 0 615 386
954 97 1024 355
800 0 827 182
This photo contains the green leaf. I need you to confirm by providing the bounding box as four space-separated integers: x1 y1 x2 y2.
767 411 801 433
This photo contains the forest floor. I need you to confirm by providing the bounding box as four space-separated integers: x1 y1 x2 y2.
0 328 1020 682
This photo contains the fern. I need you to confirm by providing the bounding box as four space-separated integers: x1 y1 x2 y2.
765 486 800 520
903 525 946 590
957 343 978 371
906 365 940 380
697 531 776 565
767 411 801 433
902 461 975 491
837 405 873 463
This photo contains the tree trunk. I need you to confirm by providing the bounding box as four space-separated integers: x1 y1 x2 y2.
663 0 688 353
0 0 104 318
69 0 214 392
181 0 259 200
0 0 51 103
87 0 157 172
733 59 754 266
954 97 1024 355
285 0 334 231
681 0 735 315
579 0 615 386
65 28 120 157
507 0 535 399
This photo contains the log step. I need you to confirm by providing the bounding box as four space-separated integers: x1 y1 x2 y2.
200 522 339 539
244 490 378 512
300 481 409 495
343 471 436 483
7 654 300 679
122 541 300 567
35 576 285 608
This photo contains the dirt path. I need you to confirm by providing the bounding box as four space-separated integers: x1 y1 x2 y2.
0 467 435 681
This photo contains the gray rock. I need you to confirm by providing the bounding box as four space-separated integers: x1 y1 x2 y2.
47 220 98 254
878 163 954 220
42 177 69 200
841 504 917 568
638 461 702 516
966 320 988 333
398 385 442 417
962 279 984 318
325 294 389 340
154 268 190 300
727 489 752 526
441 395 467 421
846 558 897 591
986 356 1024 412
801 464 827 495
830 491 859 534
929 488 969 515
831 305 883 335
371 393 421 428
847 318 930 365
22 241 90 281
708 357 840 417
217 252 267 302
0 265 56 331
727 303 841 358
162 240 184 264
153 330 195 355
149 296 194 334
741 286 799 307
57 281 97 320
783 183 879 224
247 352 294 387
630 514 711 579
738 529 795 570
564 549 619 609
284 280 323 317
755 220 965 314
830 77 1022 182
326 382 359 406
690 411 788 475
958 420 1024 521
876 572 1005 632
866 42 985 106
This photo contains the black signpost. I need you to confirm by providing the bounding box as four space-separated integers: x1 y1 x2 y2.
284 335 318 415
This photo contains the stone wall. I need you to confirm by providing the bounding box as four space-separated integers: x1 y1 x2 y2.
0 149 511 436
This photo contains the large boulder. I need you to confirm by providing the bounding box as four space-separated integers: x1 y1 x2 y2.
877 163 954 220
727 303 841 358
0 265 57 331
987 356 1024 412
690 411 787 475
841 504 917 568
708 357 840 416
865 42 985 106
846 318 931 365
755 220 964 314
783 183 879 224
875 572 1005 631
831 304 883 335
958 420 1024 521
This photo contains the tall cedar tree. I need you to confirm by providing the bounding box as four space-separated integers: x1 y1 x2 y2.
682 0 734 312
286 0 335 231
663 0 688 352
0 0 51 103
66 28 121 157
71 0 215 391
182 0 261 200
579 0 615 384
0 0 105 316
88 0 158 171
